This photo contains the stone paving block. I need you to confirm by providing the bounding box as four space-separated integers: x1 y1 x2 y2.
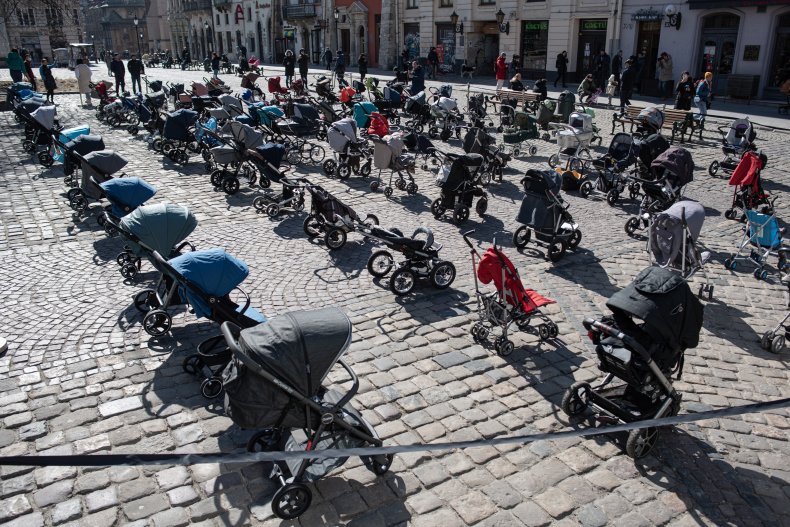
123 494 170 521
2 511 45 527
149 507 190 527
32 479 73 508
0 495 32 521
51 498 83 525
511 500 553 527
85 487 118 512
167 485 200 507
450 490 498 524
535 486 576 518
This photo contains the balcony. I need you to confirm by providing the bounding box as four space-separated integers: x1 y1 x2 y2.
183 0 212 12
283 4 317 19
212 0 231 10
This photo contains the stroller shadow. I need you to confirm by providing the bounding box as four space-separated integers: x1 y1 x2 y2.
391 193 431 215
313 244 373 283
485 178 521 200
547 256 620 302
271 213 308 240
91 236 126 265
391 287 472 325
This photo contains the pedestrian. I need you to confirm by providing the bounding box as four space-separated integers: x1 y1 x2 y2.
211 52 220 79
181 47 191 70
23 55 37 92
357 52 367 83
511 54 521 77
74 58 93 107
100 49 106 63
554 50 568 88
495 52 507 91
401 47 409 69
594 49 610 92
619 59 636 114
509 73 524 91
297 49 309 84
674 71 694 110
128 54 144 94
283 49 295 87
611 50 623 92
606 73 617 107
334 50 346 85
6 48 24 82
656 52 674 100
240 45 247 60
38 58 57 102
322 47 333 71
410 60 424 94
110 53 126 94
577 73 596 103
427 47 438 79
694 71 713 118
635 48 646 93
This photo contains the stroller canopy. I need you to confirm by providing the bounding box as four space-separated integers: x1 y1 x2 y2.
237 307 352 397
163 109 199 141
568 112 593 133
119 202 197 256
651 147 694 186
99 177 157 217
221 121 264 149
254 143 286 167
443 154 484 189
608 133 637 165
32 106 56 130
293 104 320 122
477 247 555 314
607 266 704 354
328 118 359 152
83 149 128 176
219 94 243 115
637 134 670 168
726 118 756 148
352 101 377 128
309 186 360 223
729 150 765 191
523 169 562 195
169 249 250 319
650 200 705 268
637 107 665 131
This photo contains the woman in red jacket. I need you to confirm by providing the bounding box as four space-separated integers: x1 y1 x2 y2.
495 52 507 91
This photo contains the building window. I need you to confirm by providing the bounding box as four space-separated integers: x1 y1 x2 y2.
480 0 495 5
226 32 232 52
439 0 452 7
45 8 64 26
17 8 35 26
225 13 229 25
73 9 79 25
247 8 252 21
407 0 418 8
520 21 549 75
216 14 220 25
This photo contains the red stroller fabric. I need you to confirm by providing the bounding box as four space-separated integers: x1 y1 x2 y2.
268 77 288 94
367 112 389 137
729 151 764 192
477 247 555 314
191 82 209 96
340 87 357 104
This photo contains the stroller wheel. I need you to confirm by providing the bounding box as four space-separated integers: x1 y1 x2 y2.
201 149 212 162
133 289 159 313
624 217 640 237
128 125 139 136
38 152 54 167
116 252 133 266
724 209 736 220
475 198 488 217
530 145 539 157
222 177 240 195
453 204 470 225
303 215 322 238
548 154 559 169
406 182 419 195
325 228 347 250
359 163 372 177
177 151 189 165
513 226 531 249
266 204 280 218
538 324 551 340
182 355 204 375
252 197 266 212
272 483 312 520
247 428 284 453
428 126 439 139
708 160 720 177
70 195 88 214
568 230 582 250
120 263 138 279
389 267 416 296
629 184 641 200
152 138 163 152
512 147 521 158
286 148 302 165
561 381 592 417
430 199 446 219
626 427 659 459
547 241 567 262
770 334 786 354
259 177 271 189
367 250 395 277
210 170 225 187
309 145 326 164
369 180 380 192
471 323 489 341
200 378 223 399
143 309 172 337
322 159 337 176
362 454 394 476
395 178 406 190
430 260 456 289
22 140 35 153
548 323 559 338
494 337 514 357
606 189 619 207
337 164 352 180
384 186 393 198
107 114 121 127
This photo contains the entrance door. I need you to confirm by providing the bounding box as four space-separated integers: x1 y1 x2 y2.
479 34 499 75
576 34 606 78
341 29 350 56
699 14 740 95
769 13 790 90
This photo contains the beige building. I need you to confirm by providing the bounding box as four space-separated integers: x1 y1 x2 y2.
1 1 85 64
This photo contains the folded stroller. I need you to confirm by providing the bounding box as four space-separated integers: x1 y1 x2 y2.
133 248 267 337
62 134 106 187
251 144 306 218
724 204 786 281
760 273 790 354
578 132 639 204
649 200 713 298
302 184 379 250
709 118 757 177
565 266 703 458
464 232 558 356
324 118 371 179
724 151 770 221
365 226 455 295
218 307 391 520
513 170 582 262
625 147 693 236
431 151 488 224
209 121 265 195
110 203 198 279
159 109 199 164
369 133 417 196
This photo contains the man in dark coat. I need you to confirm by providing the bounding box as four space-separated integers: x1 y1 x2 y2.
297 49 309 84
427 47 438 79
611 50 623 94
594 50 610 92
110 54 126 94
554 51 568 88
619 59 636 113
127 54 144 94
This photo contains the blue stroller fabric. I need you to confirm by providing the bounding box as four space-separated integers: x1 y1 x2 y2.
195 117 219 147
745 210 783 249
169 249 250 319
163 109 198 141
99 177 157 217
119 203 197 256
234 115 254 125
53 126 90 162
257 106 284 127
255 143 285 166
353 101 377 129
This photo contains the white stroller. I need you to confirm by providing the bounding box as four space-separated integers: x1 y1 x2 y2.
708 117 757 177
429 96 464 141
369 133 418 197
323 117 372 180
649 200 713 299
548 112 595 170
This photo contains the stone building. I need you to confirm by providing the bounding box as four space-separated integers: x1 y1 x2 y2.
82 0 148 56
1 1 84 63
145 0 173 52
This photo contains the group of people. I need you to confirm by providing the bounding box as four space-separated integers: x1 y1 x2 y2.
317 48 368 86
5 49 58 102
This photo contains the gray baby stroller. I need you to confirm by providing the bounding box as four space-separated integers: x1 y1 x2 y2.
579 132 639 205
323 117 372 180
649 200 713 299
369 132 418 197
760 272 790 354
219 307 392 520
209 121 265 195
708 117 757 177
302 183 380 250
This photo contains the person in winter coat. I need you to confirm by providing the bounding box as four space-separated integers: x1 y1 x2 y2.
611 50 623 90
427 47 438 79
6 48 24 82
127 55 144 94
674 71 694 110
577 74 596 103
594 50 610 92
554 51 568 88
297 49 309 84
23 55 37 92
322 48 333 71
283 50 295 87
619 59 636 113
335 51 346 82
410 60 425 94
509 73 524 91
694 71 713 118
495 52 507 91
656 52 674 100
533 78 548 101
110 54 126 94
357 53 368 82
606 74 617 107
74 58 93 106
211 52 221 79
38 58 57 102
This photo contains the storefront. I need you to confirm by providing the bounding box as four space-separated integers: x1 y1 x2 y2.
697 13 740 95
520 20 549 79
769 13 790 90
576 19 607 80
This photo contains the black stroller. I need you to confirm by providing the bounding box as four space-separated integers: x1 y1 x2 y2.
159 108 199 164
625 133 671 199
513 170 582 262
21 106 60 155
62 134 106 187
219 307 392 520
365 226 456 295
302 184 379 250
403 91 432 131
563 266 704 458
580 132 640 205
625 147 694 237
251 144 307 218
463 127 511 184
430 151 488 225
276 104 326 165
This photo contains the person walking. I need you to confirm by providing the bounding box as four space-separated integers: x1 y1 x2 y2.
110 54 126 94
410 60 424 94
357 52 368 83
554 51 568 88
495 52 507 91
510 54 521 77
427 47 438 79
619 58 636 114
606 73 617 107
210 52 220 79
694 71 713 118
297 49 309 84
128 54 144 94
74 58 93 107
401 47 409 69
283 49 295 87
611 50 623 93
6 48 24 83
594 49 610 92
23 55 37 92
38 58 57 102
334 50 346 85
656 52 674 100
322 48 333 71
674 71 694 110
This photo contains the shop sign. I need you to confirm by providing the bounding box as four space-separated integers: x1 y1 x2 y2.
235 5 244 24
581 20 607 31
523 21 548 31
632 9 663 22
283 26 295 39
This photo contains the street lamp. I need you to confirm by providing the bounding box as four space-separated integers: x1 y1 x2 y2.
450 11 463 34
496 9 509 35
334 8 339 54
133 16 142 57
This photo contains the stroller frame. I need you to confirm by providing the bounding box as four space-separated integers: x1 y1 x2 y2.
760 271 790 354
723 203 787 281
302 183 380 250
430 150 489 225
368 135 417 197
624 176 684 237
253 176 307 218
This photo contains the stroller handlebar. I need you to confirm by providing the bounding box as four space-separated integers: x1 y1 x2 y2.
583 318 651 362
462 230 476 249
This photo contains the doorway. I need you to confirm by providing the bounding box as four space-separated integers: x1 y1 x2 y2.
576 19 607 81
475 34 498 75
769 13 790 89
698 13 740 95
341 29 350 56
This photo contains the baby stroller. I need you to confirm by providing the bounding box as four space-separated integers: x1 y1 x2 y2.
548 112 595 170
22 106 59 155
352 101 378 130
578 132 639 205
502 111 540 158
159 109 199 164
251 144 307 218
68 150 134 216
268 76 290 102
633 107 664 137
649 200 713 298
324 118 372 180
466 93 494 129
240 72 263 99
709 118 757 177
111 203 198 279
625 147 693 237
724 151 770 221
133 248 267 337
429 96 465 141
430 151 488 225
403 91 432 131
218 307 391 520
369 133 417 196
62 134 106 187
302 184 379 250
38 124 90 168
564 266 703 458
464 232 559 356
463 127 510 184
315 75 338 103
625 133 671 198
276 104 326 165
723 204 786 281
513 170 582 262
366 226 455 295
760 273 790 354
209 121 265 195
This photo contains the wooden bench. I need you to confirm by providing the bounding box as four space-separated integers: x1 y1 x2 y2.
496 89 541 111
611 105 704 143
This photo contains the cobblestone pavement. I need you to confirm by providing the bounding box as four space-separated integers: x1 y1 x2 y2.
0 64 789 527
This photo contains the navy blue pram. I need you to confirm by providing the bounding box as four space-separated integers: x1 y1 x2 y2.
62 134 106 185
99 177 157 218
161 108 199 164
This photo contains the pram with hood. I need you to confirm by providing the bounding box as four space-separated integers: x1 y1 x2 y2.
633 107 664 137
302 183 380 250
218 307 392 520
564 266 704 458
502 111 540 158
403 91 432 131
275 104 326 165
577 132 640 205
314 75 338 103
240 72 263 100
724 150 770 221
624 133 671 199
649 200 713 298
548 112 595 171
21 106 60 155
708 118 758 177
208 121 265 195
625 147 694 237
251 144 307 218
430 151 488 225
68 150 148 219
365 226 455 295
159 109 199 164
513 170 582 262
323 118 372 179
369 132 417 196
723 202 786 281
429 96 465 142
463 127 511 184
62 134 106 187
36 123 91 168
133 248 267 337
108 202 198 279
352 101 378 130
464 231 558 356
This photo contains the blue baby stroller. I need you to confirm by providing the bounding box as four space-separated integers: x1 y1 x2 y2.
724 206 787 281
158 108 199 164
353 101 377 130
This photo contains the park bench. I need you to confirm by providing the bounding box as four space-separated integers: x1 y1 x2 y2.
611 105 704 143
496 89 542 112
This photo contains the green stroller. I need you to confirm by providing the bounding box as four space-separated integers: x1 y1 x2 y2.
502 111 540 158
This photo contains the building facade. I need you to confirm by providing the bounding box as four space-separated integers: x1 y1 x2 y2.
1 1 84 63
146 0 173 52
